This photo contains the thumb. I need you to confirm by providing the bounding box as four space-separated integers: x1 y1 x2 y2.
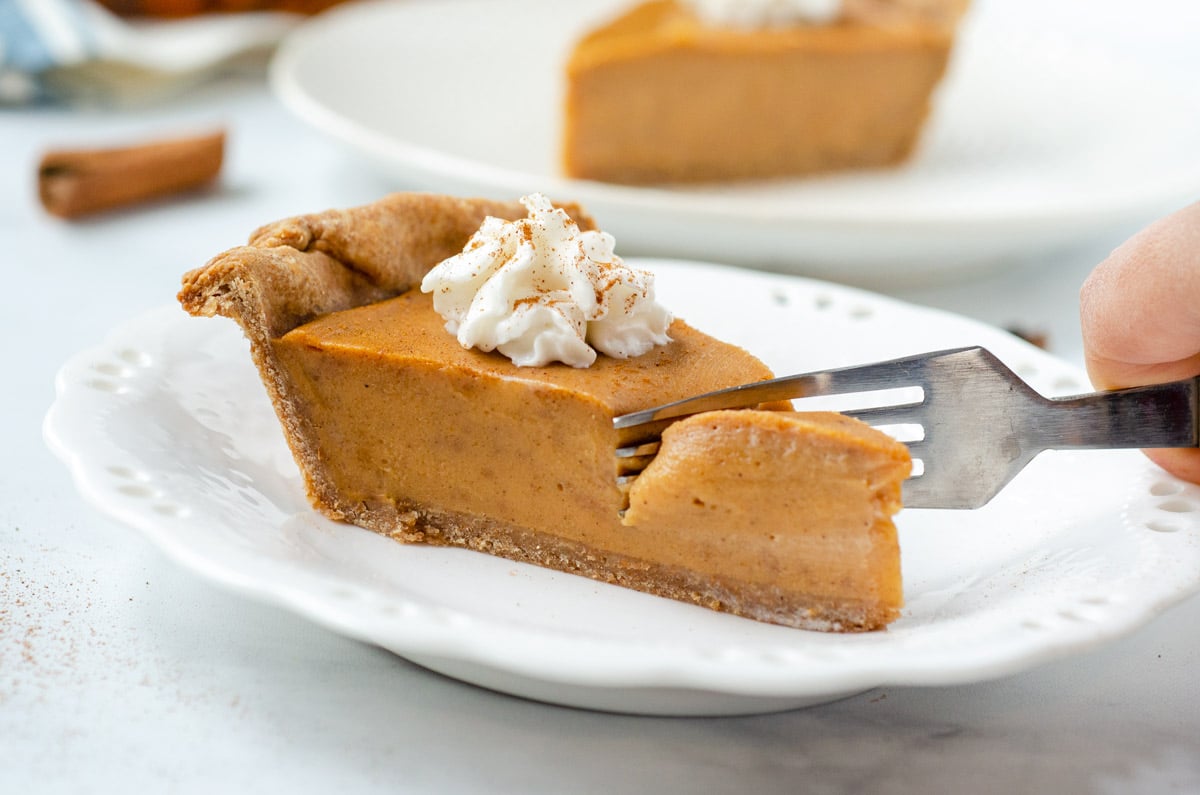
1081 201 1200 389
1079 201 1200 482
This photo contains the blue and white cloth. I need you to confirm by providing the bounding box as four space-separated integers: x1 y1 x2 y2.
0 0 300 103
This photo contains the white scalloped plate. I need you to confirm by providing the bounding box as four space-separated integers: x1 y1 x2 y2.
270 0 1200 283
45 261 1200 715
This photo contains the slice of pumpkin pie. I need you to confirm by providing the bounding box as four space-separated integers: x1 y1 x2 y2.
562 0 969 183
178 192 910 631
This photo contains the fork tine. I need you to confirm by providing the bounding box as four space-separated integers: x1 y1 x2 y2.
612 347 979 432
616 440 660 459
901 438 932 459
839 402 924 427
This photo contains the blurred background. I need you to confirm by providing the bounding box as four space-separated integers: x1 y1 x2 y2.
4 0 1199 354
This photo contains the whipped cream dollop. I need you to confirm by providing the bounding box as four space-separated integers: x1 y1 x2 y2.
688 0 841 27
420 194 673 368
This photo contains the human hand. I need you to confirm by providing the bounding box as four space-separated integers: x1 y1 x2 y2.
1080 201 1200 483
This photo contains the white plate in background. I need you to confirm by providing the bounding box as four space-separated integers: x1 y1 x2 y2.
45 262 1200 715
271 0 1200 284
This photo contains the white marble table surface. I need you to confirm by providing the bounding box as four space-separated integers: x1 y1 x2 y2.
5 2 1200 792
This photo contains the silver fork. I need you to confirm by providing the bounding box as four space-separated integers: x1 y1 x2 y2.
613 346 1199 509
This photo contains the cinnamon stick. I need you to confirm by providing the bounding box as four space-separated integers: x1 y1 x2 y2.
38 130 225 219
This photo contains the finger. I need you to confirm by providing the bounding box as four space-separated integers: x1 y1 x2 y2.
1079 201 1200 390
1144 448 1200 486
1080 202 1200 483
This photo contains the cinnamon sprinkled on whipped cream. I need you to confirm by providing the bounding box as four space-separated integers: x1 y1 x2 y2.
420 193 672 368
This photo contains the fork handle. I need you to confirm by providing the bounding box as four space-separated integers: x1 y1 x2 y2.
1043 377 1199 449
